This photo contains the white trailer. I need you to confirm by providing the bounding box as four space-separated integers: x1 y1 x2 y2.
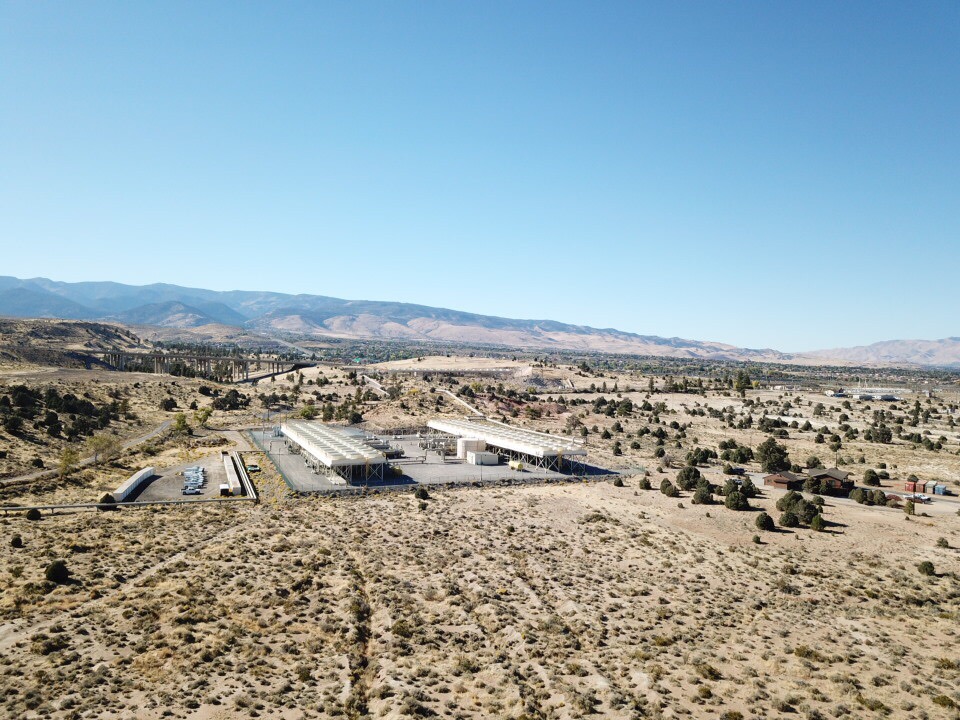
112 466 156 502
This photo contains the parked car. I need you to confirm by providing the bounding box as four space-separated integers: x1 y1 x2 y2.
245 464 261 473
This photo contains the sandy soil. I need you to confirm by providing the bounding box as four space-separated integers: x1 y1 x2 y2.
0 478 957 719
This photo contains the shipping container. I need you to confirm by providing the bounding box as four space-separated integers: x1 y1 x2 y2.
925 481 938 494
904 482 916 492
466 450 498 466
934 484 947 495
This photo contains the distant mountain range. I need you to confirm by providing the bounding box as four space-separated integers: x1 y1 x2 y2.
0 276 957 367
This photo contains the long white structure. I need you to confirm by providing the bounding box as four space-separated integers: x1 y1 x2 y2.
113 466 155 502
222 451 242 496
427 417 586 470
281 420 387 481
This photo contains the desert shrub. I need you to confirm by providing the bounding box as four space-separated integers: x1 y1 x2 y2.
752 534 761 544
414 486 429 500
676 465 701 490
755 512 775 532
694 662 722 680
904 500 915 516
613 477 624 487
936 537 949 548
692 485 713 505
11 535 23 548
810 514 826 532
391 619 413 638
849 488 867 504
660 480 678 498
724 490 749 511
917 561 935 577
25 508 41 521
739 477 758 498
863 469 880 486
779 510 800 528
932 695 957 710
776 491 803 512
638 476 652 490
45 560 70 584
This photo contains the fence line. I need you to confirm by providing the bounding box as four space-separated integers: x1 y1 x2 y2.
1 496 256 516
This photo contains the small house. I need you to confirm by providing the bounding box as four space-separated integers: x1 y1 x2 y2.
763 471 804 490
805 468 854 494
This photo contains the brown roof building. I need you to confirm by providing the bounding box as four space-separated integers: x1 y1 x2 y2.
805 467 854 493
763 471 804 490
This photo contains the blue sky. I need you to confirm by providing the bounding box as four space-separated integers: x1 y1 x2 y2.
1 1 957 351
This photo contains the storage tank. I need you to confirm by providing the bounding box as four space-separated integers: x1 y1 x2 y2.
466 451 498 466
508 460 524 471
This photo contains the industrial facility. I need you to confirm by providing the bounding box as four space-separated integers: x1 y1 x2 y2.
427 417 587 472
280 420 388 482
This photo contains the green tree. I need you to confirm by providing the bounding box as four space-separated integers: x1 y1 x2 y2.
779 510 800 528
45 560 70 584
755 512 775 532
298 405 318 420
810 514 826 532
660 479 678 497
734 370 752 395
756 437 790 473
724 490 749 511
58 446 80 481
676 466 701 491
194 407 213 427
692 485 713 505
862 469 880 486
172 412 191 436
86 434 121 467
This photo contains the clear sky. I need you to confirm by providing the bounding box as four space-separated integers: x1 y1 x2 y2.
1 2 957 351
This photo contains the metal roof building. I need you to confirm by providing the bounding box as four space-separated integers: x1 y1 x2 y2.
281 420 387 482
427 417 586 471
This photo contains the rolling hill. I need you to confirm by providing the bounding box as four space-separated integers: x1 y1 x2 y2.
0 276 956 366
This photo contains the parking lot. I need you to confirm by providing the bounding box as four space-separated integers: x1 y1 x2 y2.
250 430 611 494
127 454 228 502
